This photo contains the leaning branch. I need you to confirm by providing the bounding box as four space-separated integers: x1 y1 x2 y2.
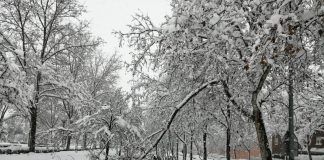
255 65 272 95
138 79 220 160
221 80 253 119
174 132 186 144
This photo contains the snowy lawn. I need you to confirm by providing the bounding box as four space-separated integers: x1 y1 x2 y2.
3 151 324 160
179 153 227 160
0 149 118 160
294 155 324 160
1 152 226 160
0 150 93 160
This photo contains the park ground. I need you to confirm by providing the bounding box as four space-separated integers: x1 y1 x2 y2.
2 151 324 160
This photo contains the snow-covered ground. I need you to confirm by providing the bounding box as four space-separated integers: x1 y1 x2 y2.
0 150 91 160
179 153 228 160
294 155 324 160
2 151 324 160
0 149 118 160
0 153 227 160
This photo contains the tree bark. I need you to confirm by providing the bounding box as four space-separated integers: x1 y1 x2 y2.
203 125 207 160
252 108 272 160
251 65 273 160
307 138 312 160
176 139 179 160
222 65 273 160
76 138 79 150
119 136 122 156
105 141 110 160
105 116 114 160
226 126 231 160
248 150 251 160
29 107 37 152
169 130 174 158
66 135 71 150
183 134 187 160
288 64 295 160
233 147 236 159
83 133 87 149
226 104 231 160
190 131 193 160
156 144 158 157
29 71 41 152
307 145 312 160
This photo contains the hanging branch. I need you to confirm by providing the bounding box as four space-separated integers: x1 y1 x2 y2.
138 79 220 160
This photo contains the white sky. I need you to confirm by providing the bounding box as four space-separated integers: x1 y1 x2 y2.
80 0 171 92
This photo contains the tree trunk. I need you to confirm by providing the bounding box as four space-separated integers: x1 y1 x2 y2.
226 104 231 160
66 135 71 150
105 141 110 160
119 137 122 156
233 147 236 159
0 105 8 140
176 139 179 160
251 66 272 160
252 107 272 160
161 140 166 158
169 130 174 158
29 72 41 152
76 138 79 150
156 144 158 157
29 107 37 152
226 126 231 160
171 140 174 159
183 134 187 160
288 64 295 160
248 150 251 160
307 140 312 160
83 133 87 149
203 127 207 160
66 119 73 151
190 131 193 160
222 73 272 160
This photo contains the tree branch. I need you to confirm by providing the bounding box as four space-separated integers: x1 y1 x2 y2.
221 80 253 119
138 79 220 160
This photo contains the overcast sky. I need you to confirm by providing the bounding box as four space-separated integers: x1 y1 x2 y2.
81 0 171 91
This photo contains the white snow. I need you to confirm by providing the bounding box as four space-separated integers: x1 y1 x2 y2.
301 10 316 21
2 151 324 160
209 14 220 25
115 116 128 128
162 17 180 33
94 126 113 138
232 31 241 38
177 15 187 24
0 151 91 160
101 105 111 110
266 14 283 33
75 115 90 124
252 38 260 52
115 116 142 139
15 49 24 57
253 0 260 5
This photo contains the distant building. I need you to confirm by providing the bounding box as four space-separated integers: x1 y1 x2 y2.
231 146 261 159
272 130 324 157
306 131 324 148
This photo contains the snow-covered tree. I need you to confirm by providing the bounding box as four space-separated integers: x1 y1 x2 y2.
118 0 324 159
0 0 101 151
